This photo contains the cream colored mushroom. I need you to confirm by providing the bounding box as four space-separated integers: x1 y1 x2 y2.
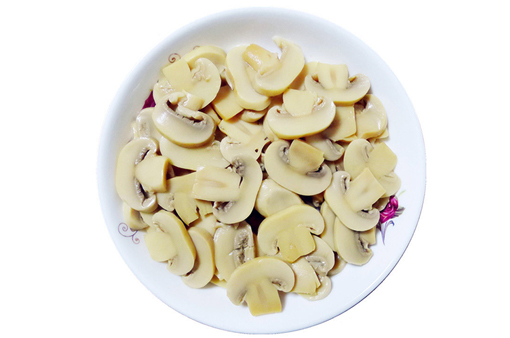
192 166 242 202
240 108 267 123
161 58 221 108
244 37 305 96
264 140 332 196
219 131 269 162
324 171 380 232
214 222 255 281
211 85 244 120
212 155 263 224
134 155 170 193
182 227 215 288
286 256 321 295
304 134 344 161
319 202 336 251
159 137 229 171
328 253 348 276
322 106 357 142
132 108 163 142
152 97 216 148
355 95 388 139
182 45 227 80
226 256 295 316
300 275 332 301
226 45 271 110
255 178 303 218
266 95 336 139
157 173 201 225
189 213 217 236
151 210 196 275
304 236 335 276
334 217 374 266
287 139 325 174
258 204 325 262
304 63 370 106
144 228 176 262
344 168 386 212
344 139 400 197
122 203 149 230
115 138 158 212
289 61 318 90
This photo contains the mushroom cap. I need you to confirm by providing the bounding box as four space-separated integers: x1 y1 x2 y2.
159 137 229 171
255 178 303 218
304 236 336 276
258 204 325 262
355 94 388 139
182 227 215 288
334 217 373 266
115 138 158 212
300 275 332 301
305 73 371 106
264 140 332 196
182 45 227 79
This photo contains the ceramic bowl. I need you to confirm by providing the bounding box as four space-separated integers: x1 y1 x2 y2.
97 7 426 334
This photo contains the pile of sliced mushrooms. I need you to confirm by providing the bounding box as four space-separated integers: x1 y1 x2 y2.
115 37 401 316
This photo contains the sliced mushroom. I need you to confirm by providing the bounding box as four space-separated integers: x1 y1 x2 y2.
226 45 271 110
144 228 177 262
213 155 263 224
328 253 348 276
264 140 332 196
240 108 267 123
132 108 163 142
182 227 215 288
189 213 217 237
287 139 324 174
134 155 170 193
122 203 149 230
182 45 227 80
214 222 255 281
316 63 349 90
157 173 200 225
354 95 388 139
211 85 244 120
286 256 321 295
219 131 269 162
266 95 335 139
324 171 380 232
300 275 332 301
344 168 386 212
289 61 318 90
304 236 335 276
304 66 370 106
152 97 216 148
152 210 197 275
192 166 242 202
115 138 158 212
226 256 295 316
304 134 344 161
246 37 305 96
255 178 303 218
334 217 373 266
161 58 221 108
159 137 229 171
282 89 317 116
258 204 325 262
322 106 356 142
319 201 336 251
217 115 263 144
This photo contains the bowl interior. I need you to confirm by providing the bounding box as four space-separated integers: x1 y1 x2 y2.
98 7 425 334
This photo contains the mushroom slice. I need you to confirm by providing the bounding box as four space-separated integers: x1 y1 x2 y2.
152 98 216 148
226 45 271 111
189 213 217 236
355 95 388 139
219 131 269 162
304 236 335 276
240 108 267 123
264 140 332 196
304 70 371 106
211 85 244 120
133 108 163 142
304 134 344 162
344 139 374 178
226 256 295 316
134 155 170 193
182 45 227 79
192 166 241 202
213 155 263 224
334 217 373 266
182 227 215 288
316 63 349 90
287 256 321 295
144 228 177 262
258 204 325 262
322 106 357 142
122 203 149 230
319 201 336 251
157 173 200 225
324 171 380 231
218 115 263 144
328 253 348 276
300 275 332 301
287 139 324 174
282 89 317 116
115 138 158 212
367 142 398 178
289 61 319 90
344 168 386 212
214 222 255 281
246 37 305 96
266 96 336 139
152 210 197 275
255 178 303 218
161 58 221 108
378 172 402 197
159 137 229 171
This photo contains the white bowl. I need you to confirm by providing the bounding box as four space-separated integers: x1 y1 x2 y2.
97 7 426 334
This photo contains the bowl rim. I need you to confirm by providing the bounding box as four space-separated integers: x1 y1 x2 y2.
97 6 426 334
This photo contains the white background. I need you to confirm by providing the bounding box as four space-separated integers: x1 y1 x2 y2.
1 0 508 337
